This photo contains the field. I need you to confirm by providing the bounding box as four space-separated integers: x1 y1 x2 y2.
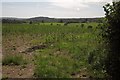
2 22 107 78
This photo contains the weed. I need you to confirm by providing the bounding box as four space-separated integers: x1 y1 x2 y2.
2 54 27 65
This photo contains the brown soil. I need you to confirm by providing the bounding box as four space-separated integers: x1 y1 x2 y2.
21 44 47 53
71 68 89 78
2 63 34 78
2 35 37 78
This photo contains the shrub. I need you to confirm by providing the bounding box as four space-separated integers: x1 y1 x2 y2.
88 25 92 28
103 1 120 79
88 52 94 64
29 21 32 24
50 23 53 25
81 24 84 28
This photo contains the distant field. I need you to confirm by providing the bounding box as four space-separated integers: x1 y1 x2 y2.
2 22 107 78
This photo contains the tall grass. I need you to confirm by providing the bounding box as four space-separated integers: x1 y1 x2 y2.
2 54 27 65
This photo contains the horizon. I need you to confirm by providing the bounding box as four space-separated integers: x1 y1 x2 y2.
1 16 104 19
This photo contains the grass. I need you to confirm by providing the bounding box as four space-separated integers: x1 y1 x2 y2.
2 22 107 78
2 54 27 65
34 48 80 78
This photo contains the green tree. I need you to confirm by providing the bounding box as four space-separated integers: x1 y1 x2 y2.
60 19 63 23
41 20 44 23
103 1 120 79
29 21 32 24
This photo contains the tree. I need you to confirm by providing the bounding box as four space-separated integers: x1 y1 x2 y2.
103 1 120 79
41 20 44 23
29 21 32 24
60 19 63 23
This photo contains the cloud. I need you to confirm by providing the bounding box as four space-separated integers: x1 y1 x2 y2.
84 0 112 2
48 0 112 10
48 0 112 2
2 0 112 3
49 0 89 10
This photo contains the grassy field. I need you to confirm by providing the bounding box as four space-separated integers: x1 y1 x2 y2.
2 22 107 78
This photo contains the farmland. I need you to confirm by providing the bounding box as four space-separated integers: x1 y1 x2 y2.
2 22 107 78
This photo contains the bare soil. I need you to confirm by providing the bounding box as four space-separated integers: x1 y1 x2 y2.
2 35 36 78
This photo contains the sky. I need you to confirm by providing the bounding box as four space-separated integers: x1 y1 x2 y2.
1 0 112 18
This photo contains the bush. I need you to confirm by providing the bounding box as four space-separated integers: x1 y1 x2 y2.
2 54 27 65
81 24 84 28
88 52 94 64
88 25 92 28
103 1 120 79
29 21 32 24
50 23 53 25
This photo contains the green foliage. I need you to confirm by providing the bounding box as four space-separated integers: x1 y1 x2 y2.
81 24 84 28
2 75 8 80
88 25 92 28
103 1 120 79
2 54 27 65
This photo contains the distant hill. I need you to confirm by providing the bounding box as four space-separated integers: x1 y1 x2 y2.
1 17 26 23
1 16 104 23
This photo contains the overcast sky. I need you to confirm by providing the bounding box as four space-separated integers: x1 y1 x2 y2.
1 0 112 18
